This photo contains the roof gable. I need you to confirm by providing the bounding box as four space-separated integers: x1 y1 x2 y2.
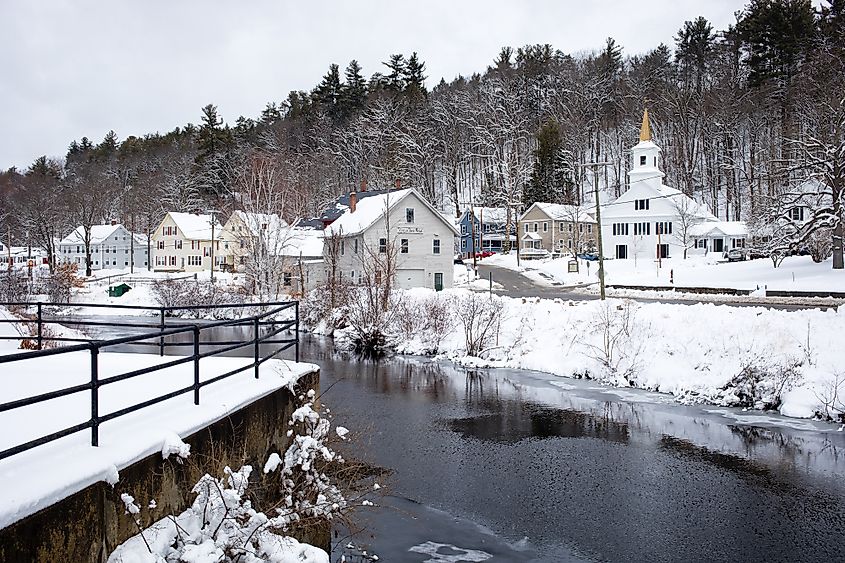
326 189 459 236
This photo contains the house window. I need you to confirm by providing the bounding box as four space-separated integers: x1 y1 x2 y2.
406 208 415 223
635 199 650 211
341 240 345 255
354 238 358 254
543 222 548 232
579 224 584 233
612 223 629 236
533 223 538 232
169 256 177 266
157 241 165 250
283 272 292 286
640 155 646 166
379 238 387 253
790 207 805 221
175 240 183 249
461 224 467 235
401 239 409 253
523 223 529 234
187 255 201 266
588 224 593 234
433 239 441 255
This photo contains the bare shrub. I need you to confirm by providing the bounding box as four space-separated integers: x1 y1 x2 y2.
452 292 502 357
45 262 83 303
392 294 455 354
0 269 30 302
813 372 845 422
343 287 401 355
584 300 643 384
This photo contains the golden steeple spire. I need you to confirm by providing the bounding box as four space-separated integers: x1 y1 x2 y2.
639 108 652 142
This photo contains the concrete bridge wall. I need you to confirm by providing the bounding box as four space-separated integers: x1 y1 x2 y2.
0 369 323 562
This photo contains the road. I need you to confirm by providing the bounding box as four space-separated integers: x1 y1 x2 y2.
473 263 835 311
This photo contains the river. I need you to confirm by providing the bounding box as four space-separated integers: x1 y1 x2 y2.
65 316 845 562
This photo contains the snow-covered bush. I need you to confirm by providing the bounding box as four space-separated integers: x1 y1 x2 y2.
300 285 348 335
109 389 374 563
717 356 803 410
339 288 403 355
152 279 240 319
807 228 833 263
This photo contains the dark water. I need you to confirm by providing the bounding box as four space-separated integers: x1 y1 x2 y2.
69 317 845 562
298 337 845 563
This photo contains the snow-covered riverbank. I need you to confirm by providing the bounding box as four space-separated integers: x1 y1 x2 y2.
315 288 845 423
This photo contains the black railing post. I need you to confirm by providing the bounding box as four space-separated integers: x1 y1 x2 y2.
193 324 200 405
159 307 165 356
253 316 260 379
36 302 42 350
295 301 300 363
90 344 99 447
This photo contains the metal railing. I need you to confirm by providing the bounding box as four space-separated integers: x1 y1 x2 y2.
0 300 300 461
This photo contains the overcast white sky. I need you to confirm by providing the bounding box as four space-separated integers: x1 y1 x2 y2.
0 0 746 171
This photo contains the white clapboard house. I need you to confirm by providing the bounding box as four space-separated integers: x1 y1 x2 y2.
323 187 459 291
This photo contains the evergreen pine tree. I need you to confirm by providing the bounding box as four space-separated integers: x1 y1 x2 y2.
340 60 368 116
383 54 407 92
675 16 715 91
314 64 342 120
404 52 428 101
526 119 564 207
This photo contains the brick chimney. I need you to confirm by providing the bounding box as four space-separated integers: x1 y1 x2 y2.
349 191 357 213
395 178 401 189
111 219 117 226
360 179 367 192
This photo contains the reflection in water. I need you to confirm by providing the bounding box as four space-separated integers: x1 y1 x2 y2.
450 405 630 444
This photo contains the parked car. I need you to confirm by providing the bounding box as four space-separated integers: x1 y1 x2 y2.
726 248 747 262
474 250 495 259
576 253 600 261
745 247 768 260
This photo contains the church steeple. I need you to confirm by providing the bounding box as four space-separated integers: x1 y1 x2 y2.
628 108 664 190
639 108 651 142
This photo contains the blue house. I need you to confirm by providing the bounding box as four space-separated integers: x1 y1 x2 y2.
458 207 516 257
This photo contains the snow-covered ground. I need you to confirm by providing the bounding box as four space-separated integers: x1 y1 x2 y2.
484 252 845 293
377 288 845 424
0 312 317 528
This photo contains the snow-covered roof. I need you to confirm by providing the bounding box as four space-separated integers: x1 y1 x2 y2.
689 221 748 238
326 189 412 236
169 212 223 240
522 232 542 241
524 202 596 223
229 211 289 237
60 224 122 246
279 228 324 258
462 206 510 224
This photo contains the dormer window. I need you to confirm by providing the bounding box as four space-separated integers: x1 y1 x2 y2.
640 156 646 166
406 208 415 223
789 207 805 221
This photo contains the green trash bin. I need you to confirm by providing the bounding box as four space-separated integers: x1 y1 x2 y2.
108 283 132 298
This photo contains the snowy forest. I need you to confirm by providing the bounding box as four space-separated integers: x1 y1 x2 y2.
1 0 844 267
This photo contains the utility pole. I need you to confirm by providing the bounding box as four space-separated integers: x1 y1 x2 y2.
582 162 612 300
469 205 477 277
207 210 219 283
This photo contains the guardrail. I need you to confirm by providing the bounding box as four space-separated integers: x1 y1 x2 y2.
0 300 300 461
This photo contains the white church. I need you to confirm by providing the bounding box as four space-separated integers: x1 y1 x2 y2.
601 110 747 260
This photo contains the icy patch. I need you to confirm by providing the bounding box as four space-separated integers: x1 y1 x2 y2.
408 541 492 562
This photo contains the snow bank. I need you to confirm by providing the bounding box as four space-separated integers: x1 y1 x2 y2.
349 289 845 423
